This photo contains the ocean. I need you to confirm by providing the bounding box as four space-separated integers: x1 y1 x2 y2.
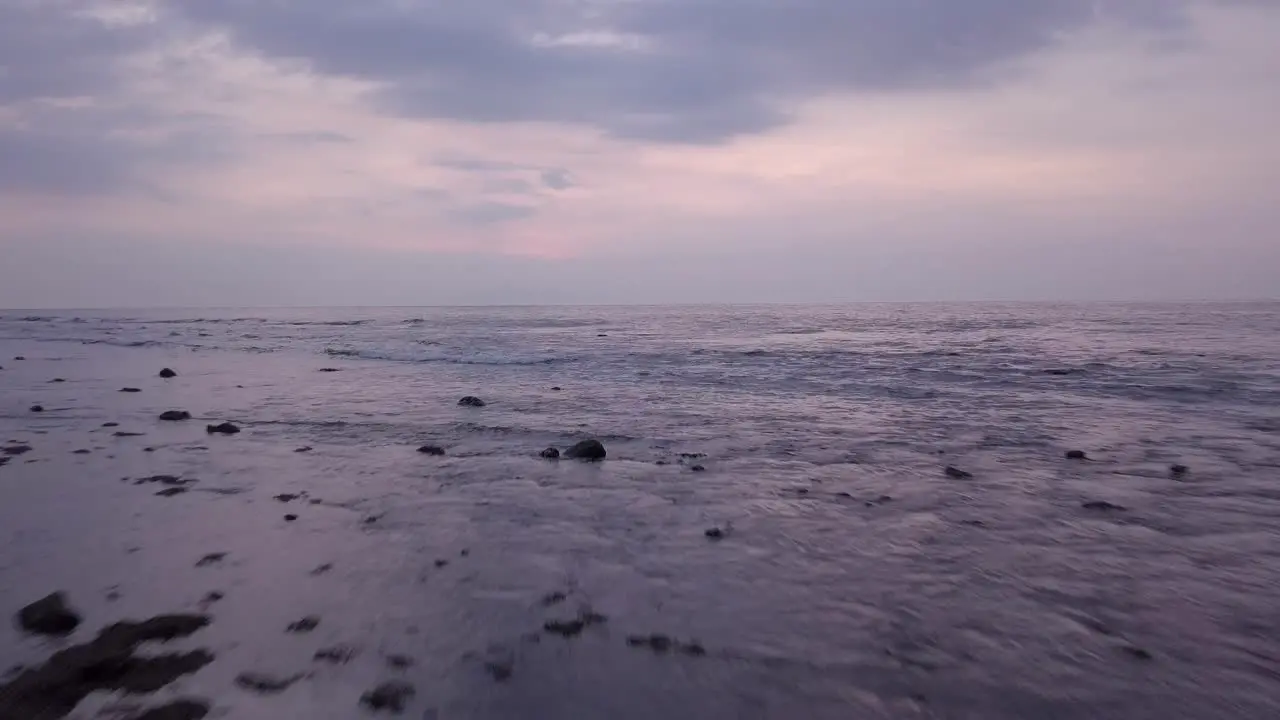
1 303 1278 719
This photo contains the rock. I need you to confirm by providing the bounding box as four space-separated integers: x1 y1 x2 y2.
114 431 145 437
2 444 32 456
679 641 708 657
543 619 586 637
1082 500 1126 512
539 447 560 459
385 654 415 669
314 645 358 664
1120 645 1153 661
1170 464 1189 477
159 368 177 378
206 422 240 435
1044 368 1076 376
458 396 486 407
294 446 312 453
540 591 567 607
551 386 562 391
284 514 298 522
200 591 224 606
136 475 189 486
17 592 81 636
49 378 65 383
1065 450 1089 460
159 411 192 421
103 422 120 427
126 699 211 720
309 563 334 576
120 387 142 393
690 464 706 472
318 368 342 373
13 356 24 360
273 493 300 503
564 439 606 461
944 466 973 479
434 559 449 568
484 655 514 682
360 681 416 713
30 405 44 413
156 488 188 497
417 445 446 456
0 614 213 719
235 672 303 695
286 616 319 633
705 527 725 540
195 553 226 567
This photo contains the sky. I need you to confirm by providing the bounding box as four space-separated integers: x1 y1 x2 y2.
1 0 1278 307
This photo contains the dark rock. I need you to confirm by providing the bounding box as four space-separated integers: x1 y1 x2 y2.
205 422 240 435
360 681 416 713
314 645 358 664
1082 500 1126 512
1120 645 1153 661
309 563 334 576
705 527 725 540
284 514 298 522
1065 450 1089 460
1044 368 1076 376
120 387 142 393
551 386 562 391
690 464 706 472
1170 464 1189 477
539 447 560 459
159 411 192 422
30 405 44 413
543 619 586 637
385 654 415 669
49 378 65 383
159 368 177 378
679 453 707 460
2 444 32 456
13 356 24 360
0 614 212 720
648 634 673 652
234 672 303 695
294 446 312 453
434 559 449 568
318 368 342 373
286 616 319 633
944 466 973 479
103 422 120 427
17 592 81 636
458 396 486 407
126 699 211 720
144 447 156 452
136 475 188 486
114 431 145 437
156 488 188 497
417 445 446 456
195 553 226 567
565 439 606 461
273 493 300 503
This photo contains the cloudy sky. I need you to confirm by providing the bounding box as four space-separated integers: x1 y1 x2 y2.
1 0 1277 307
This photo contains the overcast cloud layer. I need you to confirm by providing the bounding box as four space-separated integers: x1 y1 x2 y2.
1 0 1277 307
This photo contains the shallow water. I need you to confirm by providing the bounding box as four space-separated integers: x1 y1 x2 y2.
1 303 1278 719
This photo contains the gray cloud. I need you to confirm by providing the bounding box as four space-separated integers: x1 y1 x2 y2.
169 0 1197 143
448 201 537 225
541 169 573 191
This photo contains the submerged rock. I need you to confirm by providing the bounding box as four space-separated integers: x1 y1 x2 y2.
458 396 486 407
120 388 142 393
417 445 446 456
1082 500 1127 512
294 446 312 453
360 681 416 713
704 527 726 540
103 422 120 428
17 592 81 636
159 411 192 422
0 614 212 719
159 368 177 378
285 616 319 633
234 672 303 695
1065 450 1089 460
565 439 606 461
128 699 211 720
284 514 298 522
273 493 300 503
944 466 973 480
318 368 342 373
1 444 32 456
30 405 44 413
1170 464 1189 477
206 422 240 435
539 447 560 460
